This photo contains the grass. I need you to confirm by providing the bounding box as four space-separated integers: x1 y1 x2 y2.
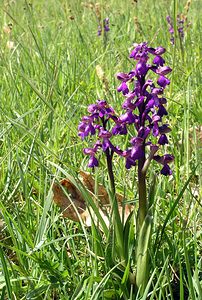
0 0 201 299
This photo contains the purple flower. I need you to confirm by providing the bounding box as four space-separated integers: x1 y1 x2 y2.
154 154 174 176
119 111 137 124
97 18 110 36
88 156 99 168
78 42 174 176
159 124 171 134
112 123 127 135
78 117 96 140
104 18 110 32
177 15 185 39
83 148 96 155
117 72 133 82
158 134 168 145
156 66 172 76
153 56 165 66
117 82 129 95
161 164 172 176
166 14 185 44
157 105 168 117
166 15 175 45
121 150 137 169
83 145 100 168
129 42 148 61
125 156 137 169
157 76 170 88
116 42 173 175
97 25 102 36
78 99 120 167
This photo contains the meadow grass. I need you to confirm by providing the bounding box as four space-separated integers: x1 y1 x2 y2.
0 0 201 299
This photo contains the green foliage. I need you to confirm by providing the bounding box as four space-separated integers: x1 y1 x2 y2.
0 0 201 299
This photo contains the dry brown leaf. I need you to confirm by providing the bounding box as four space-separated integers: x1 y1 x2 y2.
52 171 133 227
79 170 110 205
52 178 86 222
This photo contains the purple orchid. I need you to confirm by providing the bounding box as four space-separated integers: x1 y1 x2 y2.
166 14 185 44
78 42 174 177
104 18 110 32
177 14 185 39
166 15 175 45
115 42 173 174
97 18 110 36
78 43 175 294
78 100 120 169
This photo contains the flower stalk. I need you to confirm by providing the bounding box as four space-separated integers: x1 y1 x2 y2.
137 150 147 230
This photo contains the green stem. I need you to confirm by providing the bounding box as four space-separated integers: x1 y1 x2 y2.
105 149 116 196
137 147 148 230
105 149 125 262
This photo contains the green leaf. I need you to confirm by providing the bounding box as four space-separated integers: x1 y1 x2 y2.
135 215 152 295
0 247 13 300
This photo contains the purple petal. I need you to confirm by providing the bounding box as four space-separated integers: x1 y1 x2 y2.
83 148 96 155
117 72 131 81
154 154 174 165
117 82 129 95
122 98 136 110
119 111 137 124
152 115 161 122
153 56 165 66
125 157 136 169
159 97 167 105
99 129 112 138
138 126 150 139
158 105 168 117
130 137 144 146
146 99 155 109
86 123 96 135
112 123 127 135
150 144 159 155
157 76 170 88
97 100 107 107
136 61 148 76
131 145 144 160
158 134 168 145
159 124 171 134
156 66 172 76
155 47 166 55
163 154 174 164
88 104 97 113
161 164 172 176
102 138 110 151
88 156 99 168
152 122 159 137
135 96 145 107
152 88 163 95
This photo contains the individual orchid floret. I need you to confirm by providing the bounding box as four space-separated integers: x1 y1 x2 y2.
83 147 99 167
154 154 174 175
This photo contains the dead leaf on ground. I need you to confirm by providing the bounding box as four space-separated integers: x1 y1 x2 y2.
52 171 133 227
